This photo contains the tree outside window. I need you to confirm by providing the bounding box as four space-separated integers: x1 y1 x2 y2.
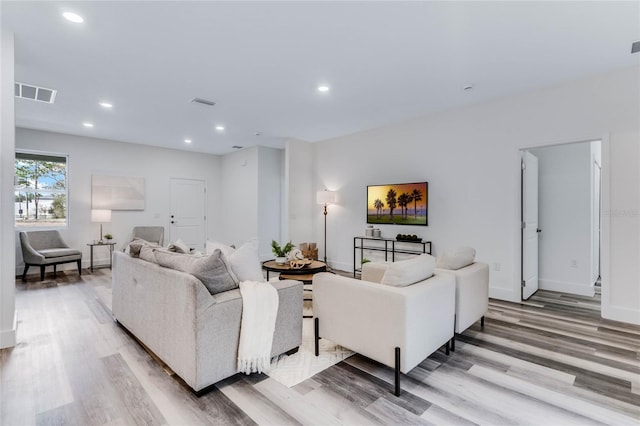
15 152 68 228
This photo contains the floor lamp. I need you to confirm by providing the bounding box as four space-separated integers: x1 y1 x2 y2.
317 190 337 265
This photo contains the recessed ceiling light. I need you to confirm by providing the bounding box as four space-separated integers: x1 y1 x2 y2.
215 125 225 131
318 85 330 93
63 12 84 23
184 139 192 144
99 102 113 108
82 122 94 128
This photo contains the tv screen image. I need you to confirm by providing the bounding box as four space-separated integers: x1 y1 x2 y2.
367 182 428 226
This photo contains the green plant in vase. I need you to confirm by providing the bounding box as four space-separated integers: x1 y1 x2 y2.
272 240 295 265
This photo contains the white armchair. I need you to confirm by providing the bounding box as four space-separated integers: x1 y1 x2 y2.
313 257 455 396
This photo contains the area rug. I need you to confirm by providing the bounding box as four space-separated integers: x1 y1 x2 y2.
266 298 353 388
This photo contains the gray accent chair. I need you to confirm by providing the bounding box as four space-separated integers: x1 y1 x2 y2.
131 226 164 246
19 230 82 281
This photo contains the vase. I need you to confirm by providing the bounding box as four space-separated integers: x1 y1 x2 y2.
275 257 287 265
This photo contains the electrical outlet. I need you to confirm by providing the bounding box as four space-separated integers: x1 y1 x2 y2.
493 263 501 271
570 259 578 268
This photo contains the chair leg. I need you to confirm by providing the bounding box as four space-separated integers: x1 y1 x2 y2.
40 265 45 281
394 347 401 397
22 264 30 282
445 340 450 356
77 260 82 275
451 334 456 352
481 316 485 328
53 264 57 277
314 317 320 356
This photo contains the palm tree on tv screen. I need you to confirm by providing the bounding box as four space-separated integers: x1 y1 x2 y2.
386 189 397 220
374 198 384 218
411 188 423 218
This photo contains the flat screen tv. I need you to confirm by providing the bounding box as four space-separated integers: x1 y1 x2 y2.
367 182 428 226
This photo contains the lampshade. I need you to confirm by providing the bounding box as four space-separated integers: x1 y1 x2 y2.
317 190 337 205
91 209 112 223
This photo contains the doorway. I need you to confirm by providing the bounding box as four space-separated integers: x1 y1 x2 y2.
520 140 602 303
169 178 206 251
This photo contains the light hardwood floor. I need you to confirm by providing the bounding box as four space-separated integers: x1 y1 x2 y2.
1 270 639 425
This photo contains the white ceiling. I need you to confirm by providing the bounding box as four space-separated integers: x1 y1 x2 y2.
3 1 639 155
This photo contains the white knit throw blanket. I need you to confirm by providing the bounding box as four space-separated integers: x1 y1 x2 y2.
237 281 279 374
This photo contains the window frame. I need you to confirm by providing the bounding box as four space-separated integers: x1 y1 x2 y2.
14 149 70 230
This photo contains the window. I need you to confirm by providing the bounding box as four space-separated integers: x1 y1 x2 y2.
15 151 68 228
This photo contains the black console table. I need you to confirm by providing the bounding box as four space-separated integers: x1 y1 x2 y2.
353 236 432 276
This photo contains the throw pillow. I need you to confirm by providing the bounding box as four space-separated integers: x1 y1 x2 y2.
205 240 235 257
139 245 157 263
154 249 239 295
128 238 158 257
436 247 476 270
227 239 264 282
169 238 190 254
381 254 435 287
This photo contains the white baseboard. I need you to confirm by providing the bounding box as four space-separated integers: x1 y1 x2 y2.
539 279 595 297
602 304 640 325
0 311 17 349
489 286 518 302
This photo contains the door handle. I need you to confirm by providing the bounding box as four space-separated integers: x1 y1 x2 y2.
536 229 542 233
171 221 175 224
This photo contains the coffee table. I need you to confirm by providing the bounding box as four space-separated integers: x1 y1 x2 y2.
262 260 327 318
262 259 327 282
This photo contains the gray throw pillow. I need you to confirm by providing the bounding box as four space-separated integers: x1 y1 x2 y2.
128 238 160 258
154 249 239 295
139 245 157 263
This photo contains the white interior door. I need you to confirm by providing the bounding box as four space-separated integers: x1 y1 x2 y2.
592 162 601 283
170 178 206 251
522 151 539 300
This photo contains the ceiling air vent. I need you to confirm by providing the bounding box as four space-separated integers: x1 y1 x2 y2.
15 82 57 103
632 41 640 54
191 97 216 107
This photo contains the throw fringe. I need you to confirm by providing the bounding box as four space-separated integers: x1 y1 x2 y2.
238 356 272 374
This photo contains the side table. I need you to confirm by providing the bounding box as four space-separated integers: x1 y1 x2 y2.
87 241 117 272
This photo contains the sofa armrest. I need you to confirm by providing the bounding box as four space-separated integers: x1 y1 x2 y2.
313 272 455 372
19 233 45 264
361 261 388 283
436 262 489 333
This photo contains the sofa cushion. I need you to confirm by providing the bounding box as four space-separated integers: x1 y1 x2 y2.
38 248 81 258
154 249 239 295
381 254 435 287
227 239 264 282
436 247 476 270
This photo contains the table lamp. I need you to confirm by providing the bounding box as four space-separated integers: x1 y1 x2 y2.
91 209 112 242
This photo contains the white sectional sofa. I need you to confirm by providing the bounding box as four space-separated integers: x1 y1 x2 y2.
111 251 303 393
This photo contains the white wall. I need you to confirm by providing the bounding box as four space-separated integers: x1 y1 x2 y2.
530 142 594 296
1 30 17 348
220 147 259 246
284 139 315 245
312 66 640 324
15 128 222 270
258 146 284 259
220 146 284 259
